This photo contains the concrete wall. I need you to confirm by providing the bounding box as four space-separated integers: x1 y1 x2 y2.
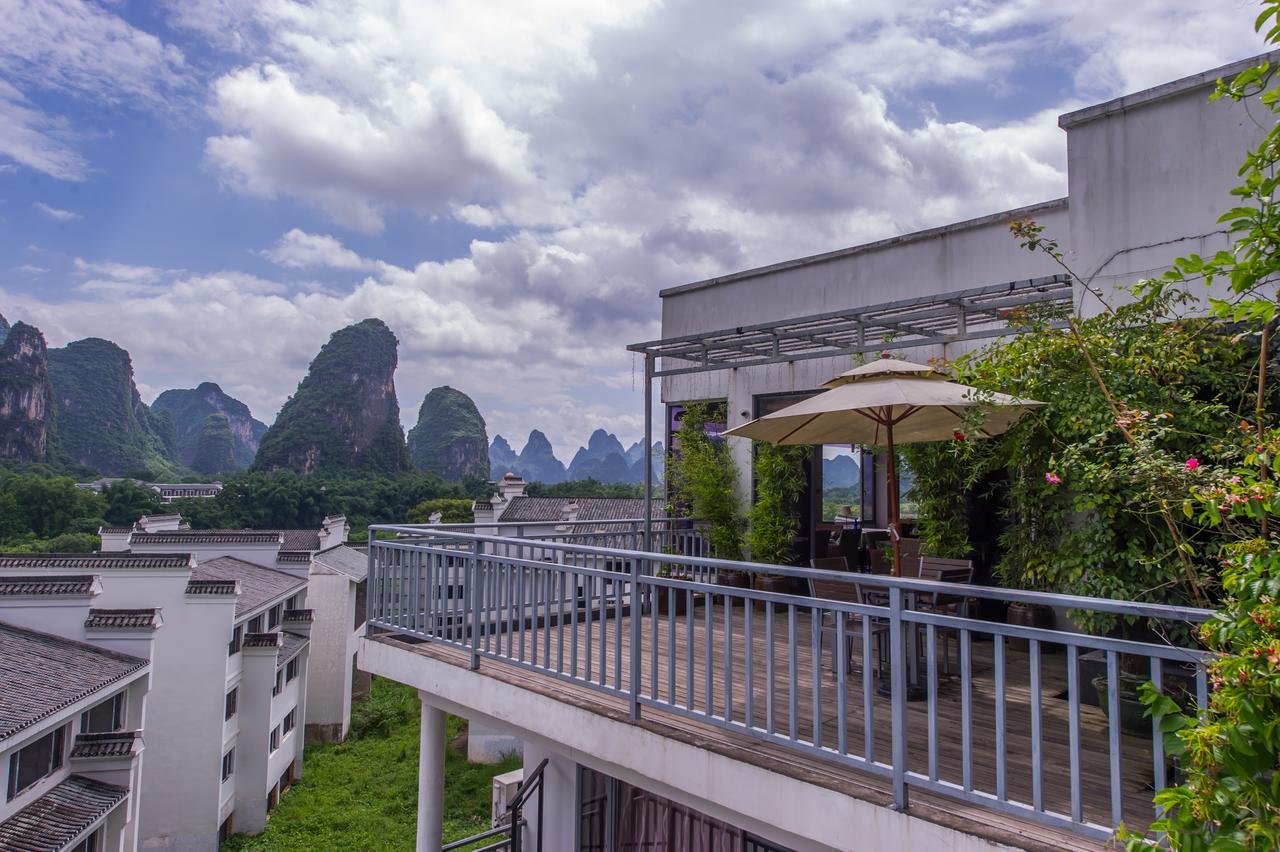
302 572 354 741
1062 54 1277 312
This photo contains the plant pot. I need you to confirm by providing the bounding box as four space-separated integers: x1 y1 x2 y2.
1005 602 1054 652
712 570 751 603
1092 673 1149 734
655 585 688 617
752 575 791 612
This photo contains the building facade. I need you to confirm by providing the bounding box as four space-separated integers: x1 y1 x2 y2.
363 53 1271 852
0 575 155 852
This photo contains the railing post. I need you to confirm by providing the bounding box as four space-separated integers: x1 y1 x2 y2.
365 538 377 636
470 539 483 670
889 586 909 811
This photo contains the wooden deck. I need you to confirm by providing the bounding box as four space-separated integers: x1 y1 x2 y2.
378 599 1163 851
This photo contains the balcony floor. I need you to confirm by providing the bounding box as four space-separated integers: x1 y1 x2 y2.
374 601 1161 851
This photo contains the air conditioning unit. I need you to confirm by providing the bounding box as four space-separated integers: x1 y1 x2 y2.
491 768 524 827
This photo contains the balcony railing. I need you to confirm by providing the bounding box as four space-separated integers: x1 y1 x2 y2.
366 523 1213 841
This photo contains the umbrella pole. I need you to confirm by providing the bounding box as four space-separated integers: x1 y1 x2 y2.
885 417 902 576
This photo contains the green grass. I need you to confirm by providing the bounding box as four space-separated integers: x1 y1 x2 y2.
222 679 521 851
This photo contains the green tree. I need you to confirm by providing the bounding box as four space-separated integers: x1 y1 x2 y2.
406 498 475 524
667 403 744 559
102 479 162 526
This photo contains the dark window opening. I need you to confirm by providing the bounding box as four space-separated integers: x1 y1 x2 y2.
7 725 67 800
80 693 125 733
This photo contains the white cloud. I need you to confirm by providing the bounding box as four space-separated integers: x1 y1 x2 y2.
0 163 16 174
0 0 189 181
0 82 87 180
32 201 81 221
16 264 47 274
263 229 372 270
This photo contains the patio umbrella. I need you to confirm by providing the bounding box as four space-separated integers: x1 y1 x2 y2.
725 355 1043 575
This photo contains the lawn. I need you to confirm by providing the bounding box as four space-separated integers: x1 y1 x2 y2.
222 678 522 851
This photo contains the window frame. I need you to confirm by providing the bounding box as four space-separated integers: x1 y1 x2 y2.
6 724 67 801
272 669 283 697
269 727 280 752
224 688 238 721
268 604 283 629
282 709 296 735
285 657 299 683
79 692 125 733
247 615 264 634
221 748 235 782
228 625 243 657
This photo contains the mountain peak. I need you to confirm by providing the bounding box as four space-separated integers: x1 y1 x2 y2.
408 386 489 482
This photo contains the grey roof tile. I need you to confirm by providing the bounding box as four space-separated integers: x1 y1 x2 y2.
84 609 161 631
311 545 367 581
191 557 306 617
0 553 191 570
0 774 128 850
278 529 322 551
70 731 139 759
280 631 308 663
497 497 665 525
131 531 281 546
185 579 237 596
0 622 147 740
0 576 96 597
276 551 311 564
243 632 280 648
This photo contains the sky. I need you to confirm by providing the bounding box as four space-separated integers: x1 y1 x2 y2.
0 0 1268 462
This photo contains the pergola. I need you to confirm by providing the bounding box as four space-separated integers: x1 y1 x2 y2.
625 273 1074 543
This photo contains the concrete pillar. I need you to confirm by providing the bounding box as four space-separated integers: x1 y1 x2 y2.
467 720 522 764
417 696 447 852
520 742 579 852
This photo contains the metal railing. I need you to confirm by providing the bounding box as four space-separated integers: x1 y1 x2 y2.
368 524 1213 841
442 758 548 852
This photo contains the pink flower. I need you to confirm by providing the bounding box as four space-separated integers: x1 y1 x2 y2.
1045 472 1061 485
953 431 967 442
1184 457 1200 471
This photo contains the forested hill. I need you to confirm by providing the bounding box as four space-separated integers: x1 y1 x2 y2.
152 382 267 474
407 386 489 481
47 338 187 478
252 319 410 475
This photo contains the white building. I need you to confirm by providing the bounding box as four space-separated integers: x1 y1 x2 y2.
362 53 1273 852
0 550 309 849
100 514 366 745
0 574 155 852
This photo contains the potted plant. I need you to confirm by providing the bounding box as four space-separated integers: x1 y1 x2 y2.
746 442 809 610
654 564 691 616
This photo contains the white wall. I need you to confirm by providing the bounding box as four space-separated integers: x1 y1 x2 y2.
303 572 356 741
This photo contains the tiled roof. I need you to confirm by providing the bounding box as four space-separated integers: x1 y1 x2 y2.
0 553 191 570
278 529 322 551
311 544 367 581
132 531 281 545
0 575 96 597
138 513 181 522
191 556 306 617
277 551 311 564
98 526 133 534
243 632 280 648
497 497 665 524
283 609 313 623
70 731 138 759
185 579 237 596
84 609 161 630
0 622 147 740
0 774 128 850
280 631 309 663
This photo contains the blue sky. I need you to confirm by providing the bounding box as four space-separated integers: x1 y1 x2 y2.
0 0 1267 460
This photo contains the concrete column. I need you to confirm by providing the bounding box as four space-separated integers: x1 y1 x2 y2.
520 742 579 852
417 696 447 852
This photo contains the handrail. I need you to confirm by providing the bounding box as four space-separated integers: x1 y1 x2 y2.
368 526 1215 840
371 523 1214 622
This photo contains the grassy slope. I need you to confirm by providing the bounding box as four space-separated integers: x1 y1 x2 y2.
223 679 521 851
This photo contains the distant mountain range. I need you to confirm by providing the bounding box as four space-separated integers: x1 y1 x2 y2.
490 429 663 486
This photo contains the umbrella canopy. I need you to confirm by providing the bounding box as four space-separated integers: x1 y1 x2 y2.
726 356 1043 574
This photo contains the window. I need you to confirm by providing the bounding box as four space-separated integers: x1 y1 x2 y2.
224 688 238 721
282 709 296 735
272 669 283 697
228 625 243 656
6 725 66 800
268 604 283 629
285 658 299 683
221 748 235 782
269 727 280 752
354 580 367 630
286 594 299 610
80 693 124 733
247 615 264 634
